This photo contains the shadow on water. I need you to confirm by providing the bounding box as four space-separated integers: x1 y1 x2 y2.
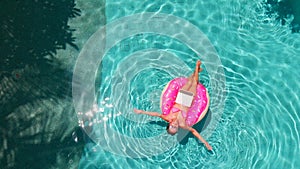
265 0 300 33
0 0 86 169
0 0 80 72
149 120 168 128
149 109 212 146
178 109 212 145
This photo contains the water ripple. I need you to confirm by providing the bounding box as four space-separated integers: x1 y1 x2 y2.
77 0 300 168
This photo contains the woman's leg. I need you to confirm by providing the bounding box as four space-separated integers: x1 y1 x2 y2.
189 79 198 95
193 60 201 83
188 60 202 94
181 60 201 91
181 74 194 91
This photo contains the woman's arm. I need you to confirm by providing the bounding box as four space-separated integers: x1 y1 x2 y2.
183 126 212 150
134 108 160 117
133 109 170 122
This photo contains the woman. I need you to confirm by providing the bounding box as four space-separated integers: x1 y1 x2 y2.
134 60 212 151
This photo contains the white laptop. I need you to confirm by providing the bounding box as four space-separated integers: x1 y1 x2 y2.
175 89 194 107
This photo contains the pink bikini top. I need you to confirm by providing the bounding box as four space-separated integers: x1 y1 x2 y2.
170 106 187 119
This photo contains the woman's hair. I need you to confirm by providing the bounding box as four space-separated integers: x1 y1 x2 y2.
166 124 176 136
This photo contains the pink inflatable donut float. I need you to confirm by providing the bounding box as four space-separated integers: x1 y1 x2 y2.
160 77 209 126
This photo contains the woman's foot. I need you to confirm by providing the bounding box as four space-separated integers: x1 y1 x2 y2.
196 60 203 72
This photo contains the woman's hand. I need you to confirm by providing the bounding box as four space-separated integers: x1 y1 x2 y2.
205 142 212 151
186 127 213 151
133 108 144 114
133 109 162 118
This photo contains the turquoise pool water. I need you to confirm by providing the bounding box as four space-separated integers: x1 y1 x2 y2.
4 0 300 169
75 0 300 169
2 0 299 168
